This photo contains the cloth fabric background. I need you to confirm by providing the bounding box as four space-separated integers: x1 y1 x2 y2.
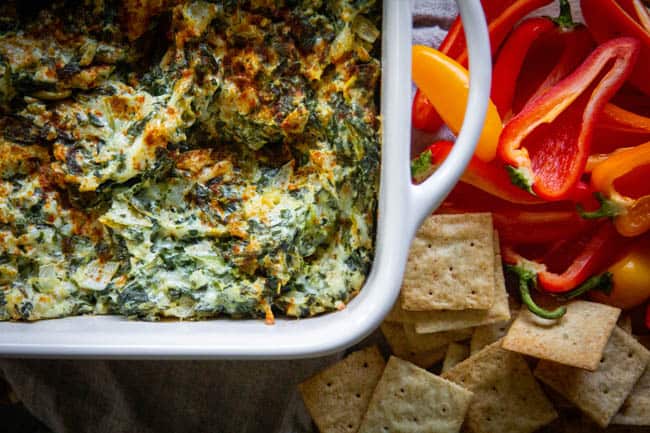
0 1 583 432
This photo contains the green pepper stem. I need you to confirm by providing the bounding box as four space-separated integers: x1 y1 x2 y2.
506 165 535 195
577 193 622 220
558 272 613 301
506 265 567 320
554 0 575 30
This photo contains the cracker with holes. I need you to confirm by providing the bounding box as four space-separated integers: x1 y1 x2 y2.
503 300 621 370
299 346 386 433
535 327 650 428
442 342 470 374
414 231 510 333
470 316 515 355
358 356 473 433
403 324 473 352
442 340 558 433
401 213 495 311
381 322 447 369
612 362 650 426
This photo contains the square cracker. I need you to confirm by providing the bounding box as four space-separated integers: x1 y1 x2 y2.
358 356 473 433
502 300 621 370
443 340 558 433
442 342 470 374
401 213 495 311
414 233 510 333
299 346 385 433
403 324 473 352
535 327 650 428
470 316 515 355
613 363 650 426
381 322 447 369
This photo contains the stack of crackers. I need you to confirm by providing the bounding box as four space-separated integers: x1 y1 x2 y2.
382 213 512 370
298 213 650 433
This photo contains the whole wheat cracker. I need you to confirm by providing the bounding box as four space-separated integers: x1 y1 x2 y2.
442 342 470 374
503 300 621 370
358 356 473 433
381 322 447 369
403 323 473 352
612 364 650 426
299 346 385 433
401 213 495 311
414 235 510 333
442 340 558 433
535 327 650 428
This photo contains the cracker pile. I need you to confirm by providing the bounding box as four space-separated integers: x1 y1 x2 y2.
298 213 650 433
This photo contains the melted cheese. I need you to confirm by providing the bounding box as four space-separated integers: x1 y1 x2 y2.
0 0 381 321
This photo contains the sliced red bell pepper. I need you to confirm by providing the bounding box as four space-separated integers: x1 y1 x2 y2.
617 0 650 32
538 223 626 292
503 222 628 294
492 0 594 119
591 103 650 154
511 27 595 116
646 303 650 330
581 0 650 96
498 37 640 201
439 0 513 59
598 103 650 134
455 0 554 66
612 85 650 118
492 17 557 118
493 210 591 244
438 184 594 244
412 89 443 133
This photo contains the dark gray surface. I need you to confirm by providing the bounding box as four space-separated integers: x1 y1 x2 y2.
0 356 338 433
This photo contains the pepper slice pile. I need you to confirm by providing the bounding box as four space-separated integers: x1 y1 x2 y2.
498 37 639 201
411 0 650 324
491 0 594 120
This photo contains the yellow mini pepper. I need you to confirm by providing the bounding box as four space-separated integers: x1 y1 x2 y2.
411 45 503 162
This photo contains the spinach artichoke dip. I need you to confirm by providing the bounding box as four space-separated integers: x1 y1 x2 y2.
0 0 381 322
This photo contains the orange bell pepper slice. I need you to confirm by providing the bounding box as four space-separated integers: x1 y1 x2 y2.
411 45 503 162
589 140 650 237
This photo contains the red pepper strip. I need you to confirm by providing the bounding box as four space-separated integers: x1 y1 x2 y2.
646 303 650 330
498 37 640 201
493 210 591 244
439 182 594 244
591 103 650 154
612 85 650 118
493 1 594 119
439 0 513 59
581 0 650 96
423 141 544 204
538 223 625 292
617 0 650 33
598 103 650 134
455 0 554 67
523 27 595 107
492 18 556 118
439 16 466 58
412 89 443 133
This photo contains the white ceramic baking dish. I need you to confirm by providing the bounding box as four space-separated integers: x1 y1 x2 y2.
0 0 491 359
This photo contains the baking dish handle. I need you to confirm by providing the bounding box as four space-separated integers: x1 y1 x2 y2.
409 0 492 231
